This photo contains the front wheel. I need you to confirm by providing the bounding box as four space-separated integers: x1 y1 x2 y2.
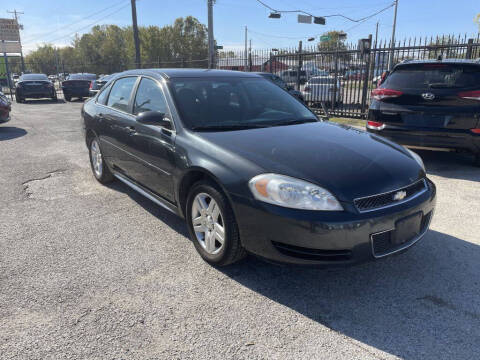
88 137 114 184
186 181 246 266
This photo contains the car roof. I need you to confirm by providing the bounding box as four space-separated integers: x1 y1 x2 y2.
395 58 480 69
117 68 263 79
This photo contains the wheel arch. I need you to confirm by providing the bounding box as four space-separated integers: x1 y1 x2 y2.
177 167 234 219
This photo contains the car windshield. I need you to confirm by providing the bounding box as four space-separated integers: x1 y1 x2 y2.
384 64 480 89
169 77 316 131
68 74 97 80
20 74 48 81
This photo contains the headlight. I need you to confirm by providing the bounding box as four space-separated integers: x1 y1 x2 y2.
249 174 343 211
407 149 425 171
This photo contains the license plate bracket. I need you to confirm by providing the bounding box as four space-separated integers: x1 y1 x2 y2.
392 212 422 245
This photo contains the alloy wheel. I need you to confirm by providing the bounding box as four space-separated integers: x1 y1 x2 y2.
191 193 225 255
90 139 103 178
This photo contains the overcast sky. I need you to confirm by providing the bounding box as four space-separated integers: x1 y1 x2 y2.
5 0 480 54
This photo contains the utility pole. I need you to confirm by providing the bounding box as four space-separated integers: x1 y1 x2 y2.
296 40 303 91
244 26 248 71
374 21 379 48
248 39 252 71
7 9 25 73
388 0 398 70
130 0 141 68
207 0 215 69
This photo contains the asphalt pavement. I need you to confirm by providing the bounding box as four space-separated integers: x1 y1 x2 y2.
1 99 479 359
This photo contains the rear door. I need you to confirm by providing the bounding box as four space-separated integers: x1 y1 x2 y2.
100 76 139 176
378 63 480 130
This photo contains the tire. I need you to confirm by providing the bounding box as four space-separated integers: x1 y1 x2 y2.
15 94 24 103
88 136 114 184
65 95 71 102
186 181 246 266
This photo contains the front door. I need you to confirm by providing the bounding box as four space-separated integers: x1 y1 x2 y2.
127 77 176 202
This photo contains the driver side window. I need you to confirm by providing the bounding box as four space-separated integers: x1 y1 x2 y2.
133 78 169 115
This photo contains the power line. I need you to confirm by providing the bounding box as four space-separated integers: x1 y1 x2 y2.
23 0 129 44
254 0 395 23
24 3 130 46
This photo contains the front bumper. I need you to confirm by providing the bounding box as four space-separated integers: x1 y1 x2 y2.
231 179 436 266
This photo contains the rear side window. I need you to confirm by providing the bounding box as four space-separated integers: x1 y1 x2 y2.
384 64 480 89
107 77 137 112
97 83 112 105
133 78 169 115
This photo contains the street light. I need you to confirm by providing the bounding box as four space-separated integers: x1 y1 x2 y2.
308 37 315 42
269 12 281 19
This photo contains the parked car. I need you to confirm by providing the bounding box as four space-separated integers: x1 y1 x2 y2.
62 73 96 101
254 72 304 102
278 69 308 85
82 69 435 266
367 59 480 166
15 73 57 103
89 73 117 96
0 91 11 124
302 76 342 105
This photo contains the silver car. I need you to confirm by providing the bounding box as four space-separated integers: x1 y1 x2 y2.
302 76 342 105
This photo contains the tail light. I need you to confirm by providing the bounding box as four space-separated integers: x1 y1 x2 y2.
367 121 385 130
89 81 94 90
458 90 480 101
304 86 311 92
371 88 403 101
471 128 480 134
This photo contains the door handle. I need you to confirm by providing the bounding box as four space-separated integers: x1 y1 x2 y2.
126 126 136 135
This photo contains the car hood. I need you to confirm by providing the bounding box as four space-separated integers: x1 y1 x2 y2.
196 122 425 202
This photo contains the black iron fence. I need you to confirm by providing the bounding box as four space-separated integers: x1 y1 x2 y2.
2 33 479 118
216 34 480 118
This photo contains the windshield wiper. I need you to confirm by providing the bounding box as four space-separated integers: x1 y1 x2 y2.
428 83 460 89
190 124 271 131
267 118 318 127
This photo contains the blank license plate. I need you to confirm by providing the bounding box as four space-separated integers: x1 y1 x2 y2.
392 212 422 245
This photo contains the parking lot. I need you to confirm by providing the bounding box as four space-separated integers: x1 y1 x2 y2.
1 99 479 359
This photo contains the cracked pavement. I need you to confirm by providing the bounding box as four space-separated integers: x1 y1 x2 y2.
1 99 480 359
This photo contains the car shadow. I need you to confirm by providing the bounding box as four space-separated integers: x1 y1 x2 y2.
417 150 480 182
0 126 27 141
104 178 480 358
217 230 480 359
105 180 189 237
22 99 66 104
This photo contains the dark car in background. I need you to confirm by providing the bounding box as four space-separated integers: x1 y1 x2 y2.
89 73 117 96
367 59 480 166
254 72 304 102
15 74 57 103
82 69 435 267
0 91 11 124
62 73 96 101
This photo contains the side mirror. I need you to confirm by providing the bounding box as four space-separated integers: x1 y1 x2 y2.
136 111 173 129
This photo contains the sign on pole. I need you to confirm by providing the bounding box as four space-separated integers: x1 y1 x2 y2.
297 15 312 24
0 41 21 53
320 35 331 42
0 18 20 41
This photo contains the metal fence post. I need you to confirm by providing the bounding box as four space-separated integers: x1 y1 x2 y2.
361 35 373 116
296 40 303 91
332 41 339 111
466 38 474 59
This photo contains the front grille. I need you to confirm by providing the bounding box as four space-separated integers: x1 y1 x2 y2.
354 179 427 212
371 210 432 257
272 241 352 261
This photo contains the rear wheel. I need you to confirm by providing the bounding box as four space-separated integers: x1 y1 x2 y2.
65 95 71 102
88 137 114 184
186 181 246 266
